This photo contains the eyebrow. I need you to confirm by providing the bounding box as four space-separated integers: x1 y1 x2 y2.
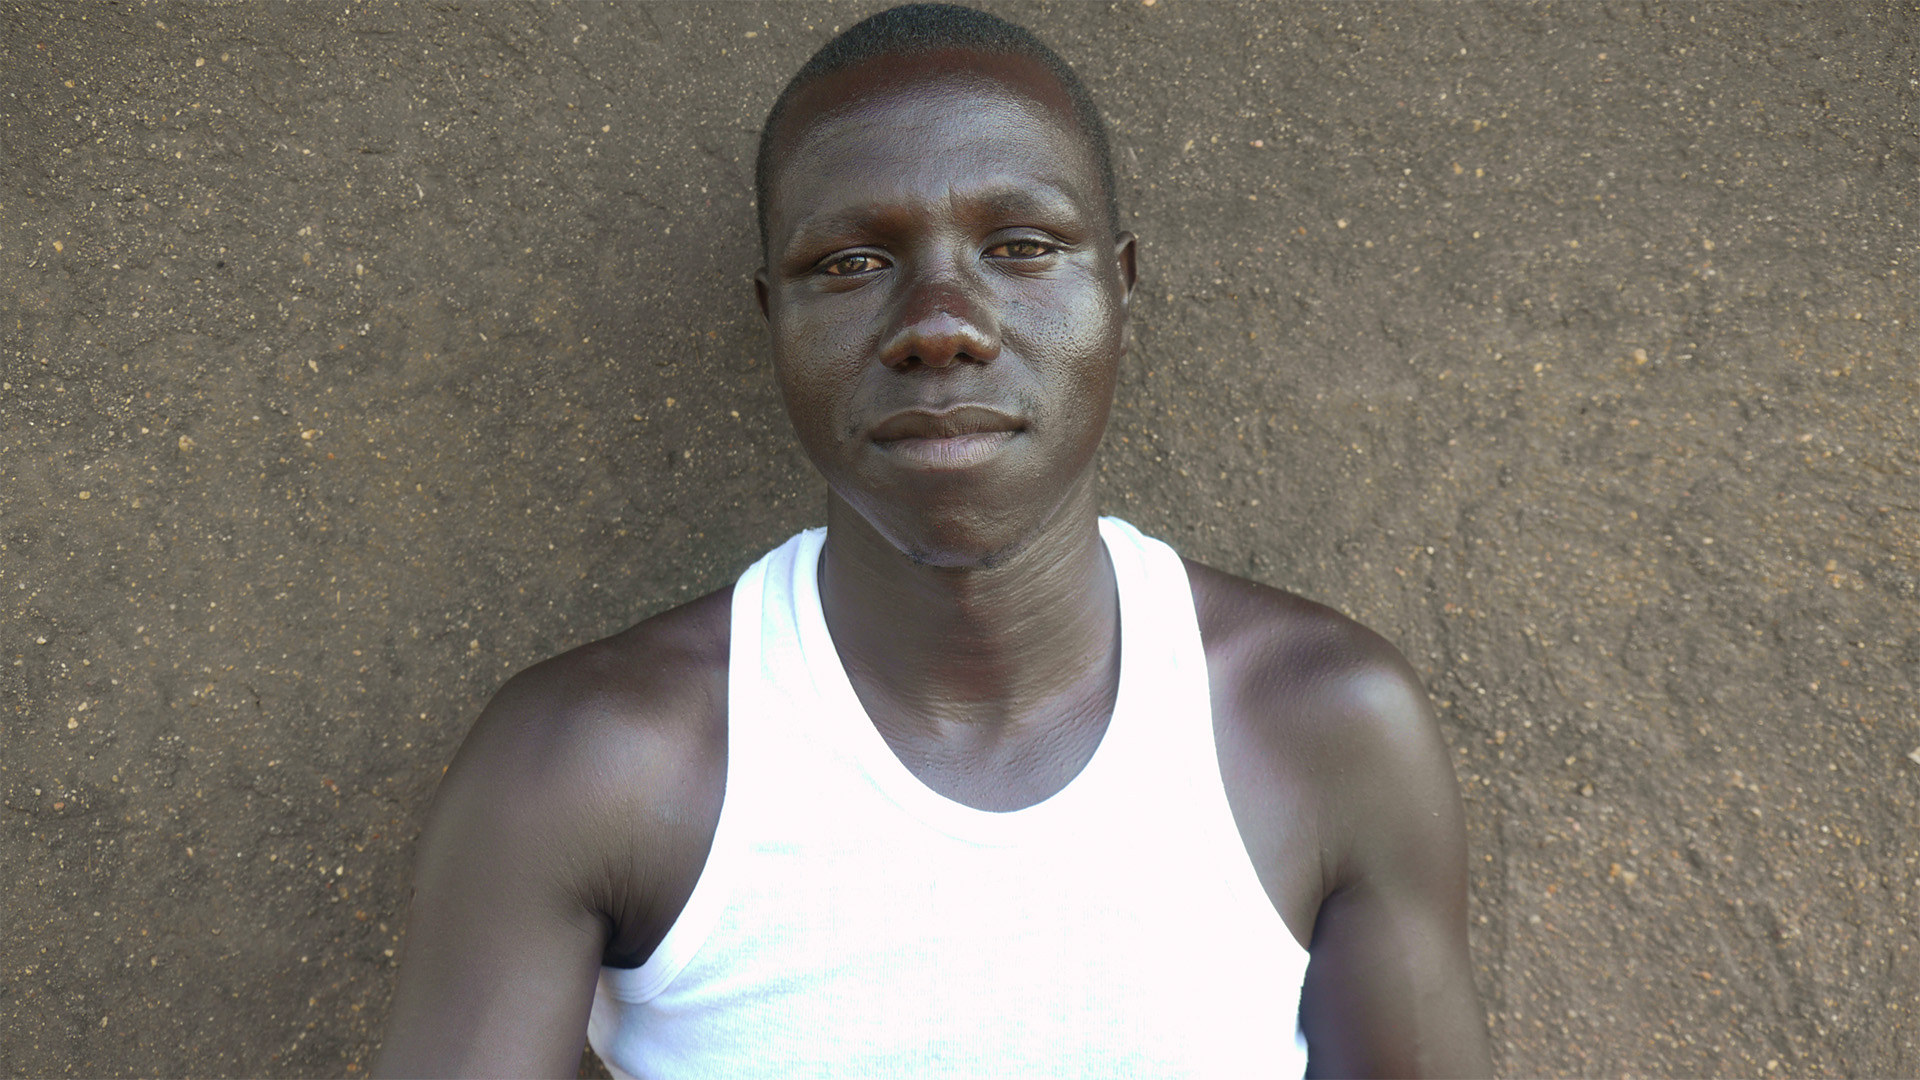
968 184 1080 222
780 181 1087 259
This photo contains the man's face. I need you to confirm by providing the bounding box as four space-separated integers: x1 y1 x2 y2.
757 52 1136 567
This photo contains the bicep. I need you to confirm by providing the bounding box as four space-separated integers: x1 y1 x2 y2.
1298 662 1491 1078
375 717 612 1078
1299 869 1486 1078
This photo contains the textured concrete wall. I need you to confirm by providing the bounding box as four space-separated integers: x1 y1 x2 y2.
3 2 1916 1075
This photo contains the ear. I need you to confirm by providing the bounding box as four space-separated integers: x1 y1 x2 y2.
753 267 772 322
1113 231 1138 305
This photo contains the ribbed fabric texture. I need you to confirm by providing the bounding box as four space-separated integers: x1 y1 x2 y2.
586 517 1310 1079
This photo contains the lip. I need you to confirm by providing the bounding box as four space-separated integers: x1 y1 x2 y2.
869 405 1023 469
870 405 1023 441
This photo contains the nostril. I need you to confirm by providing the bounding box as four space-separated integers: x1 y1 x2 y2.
880 278 999 368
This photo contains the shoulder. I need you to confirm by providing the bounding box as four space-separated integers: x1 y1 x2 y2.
1185 559 1433 752
419 587 732 943
1184 560 1458 885
378 590 735 1074
446 586 732 799
1184 561 1486 1072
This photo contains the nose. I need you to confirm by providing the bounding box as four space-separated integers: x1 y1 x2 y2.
877 261 1001 370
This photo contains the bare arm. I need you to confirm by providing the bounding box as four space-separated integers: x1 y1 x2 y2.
375 597 729 1078
1192 563 1489 1079
1298 656 1491 1078
374 673 616 1078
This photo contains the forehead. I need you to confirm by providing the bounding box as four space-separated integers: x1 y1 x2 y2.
765 53 1103 245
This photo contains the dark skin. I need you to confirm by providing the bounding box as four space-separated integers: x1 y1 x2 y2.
376 49 1491 1080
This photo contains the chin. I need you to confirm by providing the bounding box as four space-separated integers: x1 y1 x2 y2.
863 504 1032 569
837 476 1088 571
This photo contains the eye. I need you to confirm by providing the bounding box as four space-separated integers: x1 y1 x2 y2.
820 252 888 276
985 238 1058 260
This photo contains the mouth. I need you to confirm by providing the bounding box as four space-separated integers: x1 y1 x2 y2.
869 405 1024 469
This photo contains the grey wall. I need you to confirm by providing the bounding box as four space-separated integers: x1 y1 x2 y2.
3 2 1915 1075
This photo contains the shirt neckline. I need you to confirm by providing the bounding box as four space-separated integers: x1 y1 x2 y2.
789 519 1148 847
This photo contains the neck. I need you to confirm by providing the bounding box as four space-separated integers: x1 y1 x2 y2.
817 477 1119 743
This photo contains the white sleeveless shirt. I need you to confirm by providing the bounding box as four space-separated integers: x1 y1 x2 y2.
587 518 1311 1079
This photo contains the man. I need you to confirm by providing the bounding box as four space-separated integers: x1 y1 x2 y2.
376 6 1490 1077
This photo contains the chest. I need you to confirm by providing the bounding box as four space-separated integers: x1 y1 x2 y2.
858 695 1325 949
590 685 1313 1078
1209 694 1329 949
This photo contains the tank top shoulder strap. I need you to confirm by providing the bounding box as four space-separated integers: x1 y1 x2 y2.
1095 516 1215 782
590 529 821 1008
1096 517 1285 930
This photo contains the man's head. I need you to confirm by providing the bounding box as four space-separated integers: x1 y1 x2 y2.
754 3 1119 251
753 5 1136 569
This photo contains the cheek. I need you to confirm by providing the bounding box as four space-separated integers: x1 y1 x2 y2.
1027 281 1123 405
773 323 867 448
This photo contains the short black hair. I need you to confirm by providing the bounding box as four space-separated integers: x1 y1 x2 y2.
754 3 1119 250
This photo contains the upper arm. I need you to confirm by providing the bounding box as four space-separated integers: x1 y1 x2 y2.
375 593 728 1078
1190 563 1489 1078
373 674 620 1079
1297 651 1491 1079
